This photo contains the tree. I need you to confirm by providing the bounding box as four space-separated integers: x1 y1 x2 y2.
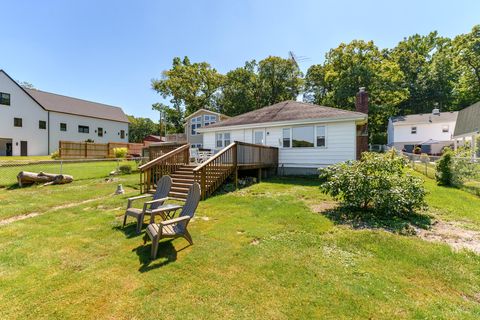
127 115 158 143
151 103 184 134
257 56 304 106
452 25 480 107
305 40 407 142
151 56 224 115
18 81 35 89
218 60 260 116
390 32 457 114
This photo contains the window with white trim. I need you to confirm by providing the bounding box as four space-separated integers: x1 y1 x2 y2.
191 116 202 135
282 126 326 148
204 114 217 126
215 132 231 148
0 92 10 106
411 126 417 134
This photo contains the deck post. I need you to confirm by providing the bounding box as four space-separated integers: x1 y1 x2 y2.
234 169 238 190
201 167 206 200
257 168 262 182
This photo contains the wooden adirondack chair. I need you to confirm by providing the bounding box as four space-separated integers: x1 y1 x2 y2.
145 182 201 259
123 175 172 233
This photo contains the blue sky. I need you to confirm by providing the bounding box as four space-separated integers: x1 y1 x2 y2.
1 0 479 120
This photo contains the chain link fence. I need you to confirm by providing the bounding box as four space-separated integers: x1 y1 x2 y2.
0 157 148 187
403 152 480 195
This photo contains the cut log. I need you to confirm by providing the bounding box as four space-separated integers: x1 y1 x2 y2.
17 171 74 187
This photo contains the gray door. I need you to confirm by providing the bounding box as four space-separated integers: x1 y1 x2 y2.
20 141 28 156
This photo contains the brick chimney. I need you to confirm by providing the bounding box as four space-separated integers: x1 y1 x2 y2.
355 87 368 114
355 87 368 160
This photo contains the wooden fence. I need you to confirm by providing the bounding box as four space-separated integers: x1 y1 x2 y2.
58 141 144 159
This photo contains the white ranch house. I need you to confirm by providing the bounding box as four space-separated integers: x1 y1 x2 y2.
197 93 368 175
0 70 129 156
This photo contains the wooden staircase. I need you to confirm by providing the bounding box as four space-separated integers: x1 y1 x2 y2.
169 164 196 199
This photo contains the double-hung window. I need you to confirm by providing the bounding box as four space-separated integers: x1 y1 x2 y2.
191 116 202 135
282 126 326 148
411 126 417 134
215 132 231 148
98 127 104 137
60 123 67 131
204 114 217 126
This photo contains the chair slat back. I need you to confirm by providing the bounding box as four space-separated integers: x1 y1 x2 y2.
179 182 201 220
151 176 172 209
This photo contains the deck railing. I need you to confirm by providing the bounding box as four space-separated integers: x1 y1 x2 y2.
193 141 278 199
236 141 279 167
193 143 237 200
139 144 190 193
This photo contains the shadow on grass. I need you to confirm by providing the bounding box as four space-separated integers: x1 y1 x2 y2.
322 206 432 235
112 224 143 239
134 240 190 272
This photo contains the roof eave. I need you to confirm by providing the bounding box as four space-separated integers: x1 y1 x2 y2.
197 115 367 133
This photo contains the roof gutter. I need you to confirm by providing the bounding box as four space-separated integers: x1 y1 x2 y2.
197 115 367 133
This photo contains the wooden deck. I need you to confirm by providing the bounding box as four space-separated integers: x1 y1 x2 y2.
139 142 278 199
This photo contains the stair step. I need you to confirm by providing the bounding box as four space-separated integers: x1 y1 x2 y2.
171 173 194 179
172 182 194 187
169 191 188 199
171 186 190 192
175 170 194 175
172 177 194 184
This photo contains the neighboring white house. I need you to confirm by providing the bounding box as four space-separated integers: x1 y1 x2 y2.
197 96 368 175
0 70 129 156
387 109 458 154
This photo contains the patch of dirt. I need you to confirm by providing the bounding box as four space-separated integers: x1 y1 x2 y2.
309 201 337 214
0 195 112 227
250 238 261 245
416 221 480 254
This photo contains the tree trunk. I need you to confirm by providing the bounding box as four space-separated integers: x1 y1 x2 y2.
17 171 73 187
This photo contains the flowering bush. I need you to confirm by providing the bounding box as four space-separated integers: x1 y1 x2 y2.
319 151 427 216
113 147 128 158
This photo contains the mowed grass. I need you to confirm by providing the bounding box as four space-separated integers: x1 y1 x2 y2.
0 159 140 187
0 176 479 319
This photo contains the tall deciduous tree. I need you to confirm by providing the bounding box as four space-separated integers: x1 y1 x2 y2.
305 40 407 142
152 103 184 134
152 56 224 115
257 56 304 106
452 25 480 107
218 60 260 116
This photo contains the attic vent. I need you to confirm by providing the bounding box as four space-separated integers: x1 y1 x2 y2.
432 108 440 115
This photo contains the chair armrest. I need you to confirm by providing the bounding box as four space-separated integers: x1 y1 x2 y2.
127 194 152 208
160 216 190 226
144 197 169 205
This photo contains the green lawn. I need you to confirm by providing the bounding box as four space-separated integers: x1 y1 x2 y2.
0 174 479 319
0 159 141 187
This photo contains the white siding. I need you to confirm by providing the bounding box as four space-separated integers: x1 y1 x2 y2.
49 112 129 153
391 121 455 144
202 120 356 168
0 72 49 156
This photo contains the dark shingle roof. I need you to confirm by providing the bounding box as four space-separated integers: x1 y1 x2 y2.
391 111 458 125
454 101 480 137
25 88 129 123
205 100 366 129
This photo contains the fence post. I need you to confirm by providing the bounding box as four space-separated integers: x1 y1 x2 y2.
84 143 88 158
60 160 63 174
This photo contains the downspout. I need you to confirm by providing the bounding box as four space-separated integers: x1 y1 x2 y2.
47 111 50 154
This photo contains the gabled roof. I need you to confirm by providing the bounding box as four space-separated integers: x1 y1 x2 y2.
184 108 228 121
391 111 458 126
202 100 366 130
453 101 480 137
25 88 129 123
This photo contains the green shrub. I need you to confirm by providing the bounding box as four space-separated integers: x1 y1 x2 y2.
119 164 132 174
50 150 60 160
435 149 454 186
319 151 427 216
113 147 128 158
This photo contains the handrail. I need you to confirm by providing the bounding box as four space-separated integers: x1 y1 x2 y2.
235 141 279 150
139 144 190 171
193 142 236 172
